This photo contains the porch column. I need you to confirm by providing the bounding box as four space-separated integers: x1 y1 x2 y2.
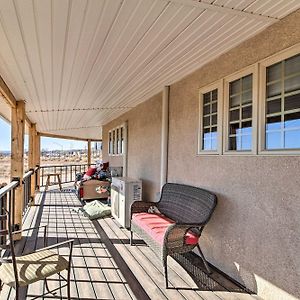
35 134 41 190
11 100 25 236
28 123 37 202
87 139 91 166
160 86 170 188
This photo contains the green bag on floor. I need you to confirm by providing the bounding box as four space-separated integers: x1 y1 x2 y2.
82 200 111 220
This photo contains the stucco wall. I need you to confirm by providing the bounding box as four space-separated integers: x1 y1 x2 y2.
168 10 300 300
102 10 300 300
103 93 162 202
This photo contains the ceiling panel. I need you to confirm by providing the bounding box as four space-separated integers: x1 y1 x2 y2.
0 0 299 139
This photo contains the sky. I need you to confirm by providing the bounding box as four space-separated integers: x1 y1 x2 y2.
0 116 88 152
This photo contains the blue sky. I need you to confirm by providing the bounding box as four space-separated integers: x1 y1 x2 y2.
0 116 87 152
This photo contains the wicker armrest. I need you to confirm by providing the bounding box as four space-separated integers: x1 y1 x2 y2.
164 223 201 248
131 201 157 215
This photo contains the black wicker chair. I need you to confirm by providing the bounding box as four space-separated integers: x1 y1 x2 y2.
130 183 217 288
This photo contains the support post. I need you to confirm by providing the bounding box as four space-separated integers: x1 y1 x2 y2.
160 86 170 188
122 121 128 177
28 124 37 203
35 134 41 190
87 140 91 166
11 100 25 237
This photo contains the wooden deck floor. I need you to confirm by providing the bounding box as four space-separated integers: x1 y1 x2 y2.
1 186 262 300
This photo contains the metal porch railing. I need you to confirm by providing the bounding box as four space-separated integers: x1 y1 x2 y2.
39 163 94 187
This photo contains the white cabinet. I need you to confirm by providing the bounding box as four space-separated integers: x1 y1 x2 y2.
111 177 142 228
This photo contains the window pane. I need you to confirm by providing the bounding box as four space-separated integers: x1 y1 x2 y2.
203 116 210 126
242 106 252 119
242 75 252 90
284 74 300 93
230 80 240 95
203 105 210 115
203 138 211 150
211 126 217 132
241 121 252 135
285 130 300 148
266 116 282 131
211 114 217 125
267 82 281 97
211 102 217 113
229 136 237 150
284 112 300 129
203 93 211 104
267 62 281 82
230 95 240 108
284 94 300 111
241 135 252 150
267 99 281 114
230 123 239 135
230 109 239 121
242 90 252 104
266 132 282 149
285 54 300 76
212 89 218 101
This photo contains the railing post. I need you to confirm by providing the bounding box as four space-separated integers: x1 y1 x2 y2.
87 140 91 166
29 124 37 203
34 134 41 190
11 100 25 240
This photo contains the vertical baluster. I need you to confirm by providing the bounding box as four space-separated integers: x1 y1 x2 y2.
41 167 43 187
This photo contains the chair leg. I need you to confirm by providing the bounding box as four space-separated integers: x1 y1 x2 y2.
130 230 133 245
197 244 212 274
163 255 168 288
15 284 19 300
45 278 57 296
67 266 71 300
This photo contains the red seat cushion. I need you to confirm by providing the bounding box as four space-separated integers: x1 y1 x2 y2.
132 212 199 245
85 167 96 176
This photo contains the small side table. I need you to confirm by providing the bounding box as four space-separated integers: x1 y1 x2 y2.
45 173 62 191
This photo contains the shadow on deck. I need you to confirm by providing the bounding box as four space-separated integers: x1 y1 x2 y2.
0 185 261 300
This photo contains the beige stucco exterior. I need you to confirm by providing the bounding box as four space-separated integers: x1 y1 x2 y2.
103 10 300 300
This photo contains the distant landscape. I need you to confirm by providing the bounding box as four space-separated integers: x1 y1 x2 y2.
0 149 101 185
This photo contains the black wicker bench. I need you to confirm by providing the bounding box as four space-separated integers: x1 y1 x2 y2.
130 183 217 288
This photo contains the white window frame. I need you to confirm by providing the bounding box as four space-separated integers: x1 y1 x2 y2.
198 80 223 155
223 65 258 155
108 125 125 156
259 44 300 155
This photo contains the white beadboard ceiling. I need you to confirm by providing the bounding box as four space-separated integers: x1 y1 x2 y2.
0 0 299 140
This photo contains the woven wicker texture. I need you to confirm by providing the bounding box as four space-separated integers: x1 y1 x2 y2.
157 183 217 225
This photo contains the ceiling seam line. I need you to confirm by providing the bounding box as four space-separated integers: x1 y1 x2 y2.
167 0 279 21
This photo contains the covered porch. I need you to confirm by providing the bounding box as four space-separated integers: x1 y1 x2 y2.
1 184 259 300
1 1 300 299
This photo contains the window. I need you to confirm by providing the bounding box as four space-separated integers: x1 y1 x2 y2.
264 54 300 150
108 125 125 156
224 67 257 154
198 81 223 154
228 74 253 151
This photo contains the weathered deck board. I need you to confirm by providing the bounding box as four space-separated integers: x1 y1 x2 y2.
0 186 262 300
